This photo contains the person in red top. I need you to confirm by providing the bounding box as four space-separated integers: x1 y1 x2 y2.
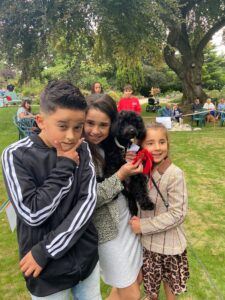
117 84 141 114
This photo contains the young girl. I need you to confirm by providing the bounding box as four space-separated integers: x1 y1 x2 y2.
84 94 143 300
129 122 189 300
91 82 104 94
172 104 183 123
17 99 35 121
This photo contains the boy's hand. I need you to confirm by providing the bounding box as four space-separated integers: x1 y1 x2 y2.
54 138 84 164
129 216 141 234
20 251 43 278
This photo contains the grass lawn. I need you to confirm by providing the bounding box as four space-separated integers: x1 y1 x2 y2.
0 105 225 299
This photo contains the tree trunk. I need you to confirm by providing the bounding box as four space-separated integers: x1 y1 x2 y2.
162 2 225 104
19 64 30 85
163 33 208 104
180 67 208 104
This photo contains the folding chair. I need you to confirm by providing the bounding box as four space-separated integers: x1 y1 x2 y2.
13 116 36 139
219 112 225 127
191 110 207 127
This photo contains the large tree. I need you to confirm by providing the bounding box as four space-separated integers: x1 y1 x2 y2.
0 0 93 84
87 0 166 90
0 0 165 88
88 0 225 100
160 0 225 102
0 0 225 101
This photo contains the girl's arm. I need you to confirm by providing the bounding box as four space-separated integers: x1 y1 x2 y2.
140 168 188 235
96 173 124 209
96 160 143 208
19 111 34 119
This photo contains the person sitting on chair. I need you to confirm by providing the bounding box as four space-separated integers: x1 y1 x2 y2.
17 99 35 121
191 98 203 126
172 104 183 123
5 84 19 103
191 98 202 112
216 98 225 119
160 103 173 117
17 99 39 134
0 88 5 97
203 98 216 123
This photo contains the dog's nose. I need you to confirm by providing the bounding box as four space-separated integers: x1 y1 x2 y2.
129 128 136 135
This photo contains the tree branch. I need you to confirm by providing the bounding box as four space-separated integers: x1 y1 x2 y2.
163 45 184 77
180 0 205 16
196 18 225 57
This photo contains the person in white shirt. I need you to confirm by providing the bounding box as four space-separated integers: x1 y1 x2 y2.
203 98 216 122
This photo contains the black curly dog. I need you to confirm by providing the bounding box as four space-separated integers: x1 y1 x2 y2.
111 110 155 216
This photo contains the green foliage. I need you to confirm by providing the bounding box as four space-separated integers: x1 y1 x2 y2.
78 60 113 90
204 89 221 100
42 64 69 82
116 58 144 90
0 0 93 84
141 65 182 96
0 1 49 83
107 90 122 102
21 79 46 104
160 0 225 101
0 0 225 102
219 86 225 98
202 45 225 90
92 0 165 91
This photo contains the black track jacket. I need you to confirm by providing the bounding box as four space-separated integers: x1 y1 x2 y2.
1 135 98 296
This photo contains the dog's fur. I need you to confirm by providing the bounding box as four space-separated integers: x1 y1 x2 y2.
110 110 154 215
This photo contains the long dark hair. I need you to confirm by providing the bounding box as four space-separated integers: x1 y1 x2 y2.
90 82 103 94
21 99 32 112
85 94 123 178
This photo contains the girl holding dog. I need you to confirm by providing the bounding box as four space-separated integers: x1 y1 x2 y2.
129 122 190 300
84 94 143 300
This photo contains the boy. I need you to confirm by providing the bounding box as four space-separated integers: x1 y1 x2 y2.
2 80 100 299
117 84 141 114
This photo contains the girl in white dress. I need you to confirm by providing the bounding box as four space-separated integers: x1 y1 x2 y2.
84 94 143 300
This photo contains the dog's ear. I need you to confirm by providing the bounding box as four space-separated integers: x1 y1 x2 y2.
119 110 128 118
111 114 119 137
136 115 146 140
137 129 146 140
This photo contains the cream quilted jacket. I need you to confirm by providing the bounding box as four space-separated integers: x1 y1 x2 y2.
140 159 188 255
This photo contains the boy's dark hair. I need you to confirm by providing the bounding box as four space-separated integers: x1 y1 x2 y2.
40 80 87 113
123 84 133 91
7 84 15 91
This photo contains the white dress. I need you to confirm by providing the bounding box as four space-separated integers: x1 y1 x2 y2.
98 193 143 288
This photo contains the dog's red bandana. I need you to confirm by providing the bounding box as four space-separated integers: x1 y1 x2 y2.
132 149 154 176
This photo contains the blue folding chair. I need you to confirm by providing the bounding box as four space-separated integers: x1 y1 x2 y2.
219 111 225 127
191 110 208 127
13 116 36 139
